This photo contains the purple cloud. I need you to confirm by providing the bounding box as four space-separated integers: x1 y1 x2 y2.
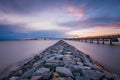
58 16 120 29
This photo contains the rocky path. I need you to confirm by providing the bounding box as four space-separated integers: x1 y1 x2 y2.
2 40 120 80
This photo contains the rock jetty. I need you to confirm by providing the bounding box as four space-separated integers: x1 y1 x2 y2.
2 40 120 80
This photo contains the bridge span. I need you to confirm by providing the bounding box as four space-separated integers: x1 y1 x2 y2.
65 34 120 45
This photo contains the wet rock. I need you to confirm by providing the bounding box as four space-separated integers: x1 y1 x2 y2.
31 76 42 80
51 77 73 80
46 57 62 64
63 57 76 67
55 54 64 60
44 61 64 69
71 65 84 73
72 65 91 72
20 68 35 79
64 54 73 58
76 61 83 66
56 67 73 77
75 75 87 80
18 70 23 75
33 67 50 75
44 62 57 68
84 62 97 69
67 77 73 80
65 51 72 54
53 72 60 78
41 72 52 80
46 57 56 63
51 77 67 80
32 67 52 80
32 61 43 68
11 70 23 76
9 76 18 80
82 69 104 79
41 56 49 62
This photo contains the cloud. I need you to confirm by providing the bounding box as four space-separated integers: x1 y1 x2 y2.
0 8 71 32
0 24 67 40
66 5 85 18
29 30 67 38
0 0 75 33
56 0 120 30
57 16 120 29
66 26 120 37
0 0 67 14
0 0 120 39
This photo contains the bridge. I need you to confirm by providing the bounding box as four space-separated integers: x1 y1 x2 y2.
65 34 120 45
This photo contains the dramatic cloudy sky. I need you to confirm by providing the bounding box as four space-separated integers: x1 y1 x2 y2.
0 0 120 40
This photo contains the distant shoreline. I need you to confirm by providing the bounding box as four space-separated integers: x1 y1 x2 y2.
1 39 120 47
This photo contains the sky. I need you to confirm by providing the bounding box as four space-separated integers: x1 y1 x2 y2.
0 0 120 40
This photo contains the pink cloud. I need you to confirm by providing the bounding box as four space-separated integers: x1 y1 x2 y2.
96 24 120 29
105 24 120 29
66 5 85 17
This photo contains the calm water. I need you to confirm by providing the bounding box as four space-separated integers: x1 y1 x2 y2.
0 40 58 73
0 40 120 75
65 40 120 75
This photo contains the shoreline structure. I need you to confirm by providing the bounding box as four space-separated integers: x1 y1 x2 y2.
1 40 120 80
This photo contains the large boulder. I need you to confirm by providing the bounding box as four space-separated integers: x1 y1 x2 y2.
33 67 50 75
20 68 35 79
56 67 73 77
31 76 42 80
33 67 51 79
9 76 18 80
82 69 104 79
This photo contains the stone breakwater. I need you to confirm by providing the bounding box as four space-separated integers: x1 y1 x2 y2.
2 40 120 80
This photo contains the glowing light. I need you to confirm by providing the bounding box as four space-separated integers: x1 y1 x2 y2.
66 26 120 37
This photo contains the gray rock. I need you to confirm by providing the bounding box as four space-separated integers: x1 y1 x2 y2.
72 65 84 72
56 67 73 77
64 54 73 58
67 77 73 80
44 62 64 69
31 76 42 80
65 51 72 54
41 72 52 80
63 57 76 67
33 67 50 75
51 77 73 80
41 56 49 62
82 69 104 79
32 61 43 68
55 54 64 60
74 73 88 80
9 76 18 80
75 75 87 80
46 57 55 63
51 77 67 80
20 68 35 78
32 67 51 79
44 62 58 68
46 57 61 63
76 61 83 66
84 62 97 69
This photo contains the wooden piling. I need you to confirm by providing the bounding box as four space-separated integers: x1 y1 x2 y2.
102 38 104 44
